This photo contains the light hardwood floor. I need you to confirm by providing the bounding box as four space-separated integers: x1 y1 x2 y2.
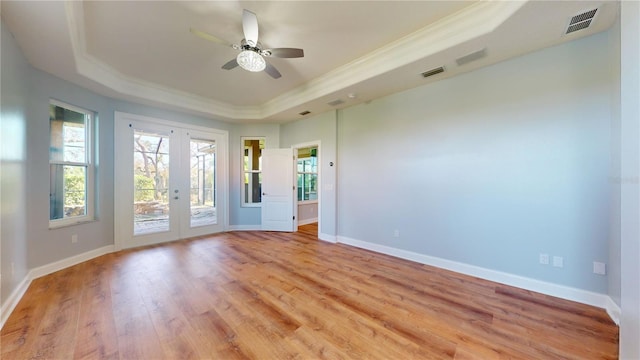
1 224 618 359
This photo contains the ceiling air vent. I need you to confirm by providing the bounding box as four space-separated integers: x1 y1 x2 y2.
327 99 345 107
566 9 597 34
456 49 486 66
421 66 445 78
299 110 311 116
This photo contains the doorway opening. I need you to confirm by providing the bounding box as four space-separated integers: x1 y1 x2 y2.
293 141 321 237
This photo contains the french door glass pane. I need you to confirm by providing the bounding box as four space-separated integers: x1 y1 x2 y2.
190 139 217 227
133 130 170 235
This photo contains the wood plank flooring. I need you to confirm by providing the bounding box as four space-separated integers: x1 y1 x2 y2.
1 224 619 359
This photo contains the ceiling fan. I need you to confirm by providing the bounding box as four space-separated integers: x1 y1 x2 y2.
190 9 304 79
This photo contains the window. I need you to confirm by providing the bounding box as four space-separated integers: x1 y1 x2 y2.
297 147 318 202
242 137 264 206
49 100 95 226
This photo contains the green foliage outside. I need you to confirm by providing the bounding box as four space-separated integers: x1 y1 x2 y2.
63 166 85 206
134 175 155 202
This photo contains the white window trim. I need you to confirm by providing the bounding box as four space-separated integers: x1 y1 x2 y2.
49 99 96 229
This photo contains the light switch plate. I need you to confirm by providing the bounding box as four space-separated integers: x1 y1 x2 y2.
553 256 563 268
593 261 606 275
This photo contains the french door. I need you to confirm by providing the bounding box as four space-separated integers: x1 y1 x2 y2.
115 113 227 249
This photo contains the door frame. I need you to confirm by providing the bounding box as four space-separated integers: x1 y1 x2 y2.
292 141 321 234
114 112 229 251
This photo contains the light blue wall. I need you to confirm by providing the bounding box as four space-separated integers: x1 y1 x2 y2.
280 111 338 238
337 31 614 293
1 21 30 305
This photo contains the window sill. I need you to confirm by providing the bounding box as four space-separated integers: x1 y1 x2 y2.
49 218 97 230
240 204 262 208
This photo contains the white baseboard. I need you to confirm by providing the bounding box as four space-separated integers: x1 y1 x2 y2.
228 225 262 231
319 232 337 243
1 245 114 330
298 218 318 226
337 235 617 316
605 296 622 325
30 245 114 279
1 274 31 329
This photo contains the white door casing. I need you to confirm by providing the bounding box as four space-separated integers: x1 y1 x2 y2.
114 112 228 250
115 120 180 249
261 148 294 231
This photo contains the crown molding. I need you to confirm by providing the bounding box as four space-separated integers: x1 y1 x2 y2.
261 1 525 119
64 1 526 122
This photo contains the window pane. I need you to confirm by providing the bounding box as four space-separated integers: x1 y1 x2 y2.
244 172 262 204
297 173 318 201
50 164 86 220
296 147 318 202
190 139 217 227
307 174 318 201
242 137 264 205
133 130 170 235
310 156 317 173
50 104 86 163
243 138 263 171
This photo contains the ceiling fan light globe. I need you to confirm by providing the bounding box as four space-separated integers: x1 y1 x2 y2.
237 50 265 72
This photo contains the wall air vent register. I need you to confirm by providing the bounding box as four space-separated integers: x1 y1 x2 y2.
566 9 598 34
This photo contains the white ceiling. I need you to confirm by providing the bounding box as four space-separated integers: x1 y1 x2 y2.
1 1 618 123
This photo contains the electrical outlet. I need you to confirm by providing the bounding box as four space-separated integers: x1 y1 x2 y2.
393 229 400 238
71 234 78 243
593 261 606 275
553 256 564 268
539 253 549 265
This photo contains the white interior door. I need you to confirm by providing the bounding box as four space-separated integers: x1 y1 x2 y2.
261 148 294 231
115 113 227 249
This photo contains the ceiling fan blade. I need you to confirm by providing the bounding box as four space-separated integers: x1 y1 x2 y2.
264 61 282 79
190 28 232 47
242 9 259 46
264 48 304 58
222 58 239 70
